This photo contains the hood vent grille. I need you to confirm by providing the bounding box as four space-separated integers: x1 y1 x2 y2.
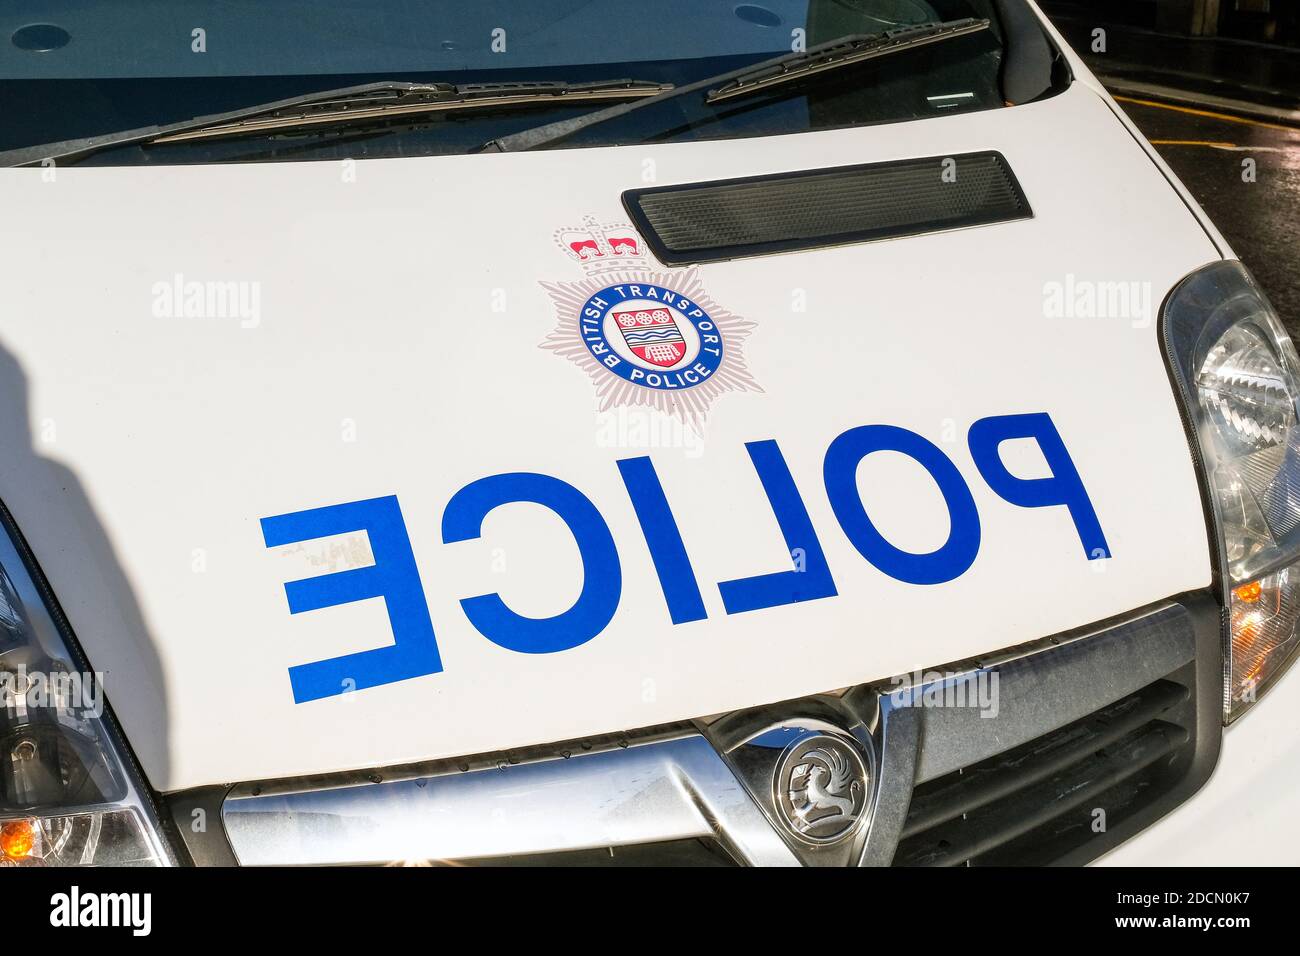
623 150 1031 265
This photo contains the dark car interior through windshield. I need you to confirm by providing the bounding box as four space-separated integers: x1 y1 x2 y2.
0 0 1065 164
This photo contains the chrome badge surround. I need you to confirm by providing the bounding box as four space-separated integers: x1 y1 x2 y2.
705 706 882 867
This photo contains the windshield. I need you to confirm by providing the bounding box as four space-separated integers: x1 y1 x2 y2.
0 0 1054 165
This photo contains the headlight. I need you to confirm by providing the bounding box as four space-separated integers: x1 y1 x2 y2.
1163 260 1300 720
0 502 172 866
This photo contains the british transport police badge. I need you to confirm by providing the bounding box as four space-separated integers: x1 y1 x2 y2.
541 216 762 426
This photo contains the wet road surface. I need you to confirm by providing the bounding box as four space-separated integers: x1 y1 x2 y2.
1116 97 1300 337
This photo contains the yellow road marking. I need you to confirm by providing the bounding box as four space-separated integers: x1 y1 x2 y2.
1113 95 1296 133
1149 139 1238 148
1149 139 1295 153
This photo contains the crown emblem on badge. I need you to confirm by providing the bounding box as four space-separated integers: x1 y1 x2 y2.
553 216 650 276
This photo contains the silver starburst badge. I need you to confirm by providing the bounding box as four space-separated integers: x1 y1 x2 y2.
541 216 762 427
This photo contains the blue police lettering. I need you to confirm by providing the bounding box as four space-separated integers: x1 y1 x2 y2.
824 424 981 585
441 472 621 653
259 495 442 703
967 412 1111 559
717 440 838 614
617 456 707 625
262 412 1108 700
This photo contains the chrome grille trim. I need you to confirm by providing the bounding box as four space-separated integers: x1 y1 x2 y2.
896 601 1197 784
222 733 798 866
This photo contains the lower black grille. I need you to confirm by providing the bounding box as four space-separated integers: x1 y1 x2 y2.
894 666 1200 866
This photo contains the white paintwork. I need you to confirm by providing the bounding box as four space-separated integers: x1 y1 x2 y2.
0 79 1218 791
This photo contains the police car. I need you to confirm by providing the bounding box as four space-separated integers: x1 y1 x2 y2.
0 0 1296 867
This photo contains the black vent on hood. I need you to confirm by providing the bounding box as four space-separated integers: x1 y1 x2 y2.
623 151 1031 265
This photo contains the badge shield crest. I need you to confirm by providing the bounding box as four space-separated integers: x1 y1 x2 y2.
614 308 687 369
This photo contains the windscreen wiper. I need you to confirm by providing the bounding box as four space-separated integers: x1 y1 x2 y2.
485 18 990 153
705 18 990 103
0 78 673 167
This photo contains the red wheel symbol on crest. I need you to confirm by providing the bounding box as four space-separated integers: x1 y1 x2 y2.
613 308 687 368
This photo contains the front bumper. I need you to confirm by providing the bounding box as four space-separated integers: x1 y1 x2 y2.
166 591 1224 866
